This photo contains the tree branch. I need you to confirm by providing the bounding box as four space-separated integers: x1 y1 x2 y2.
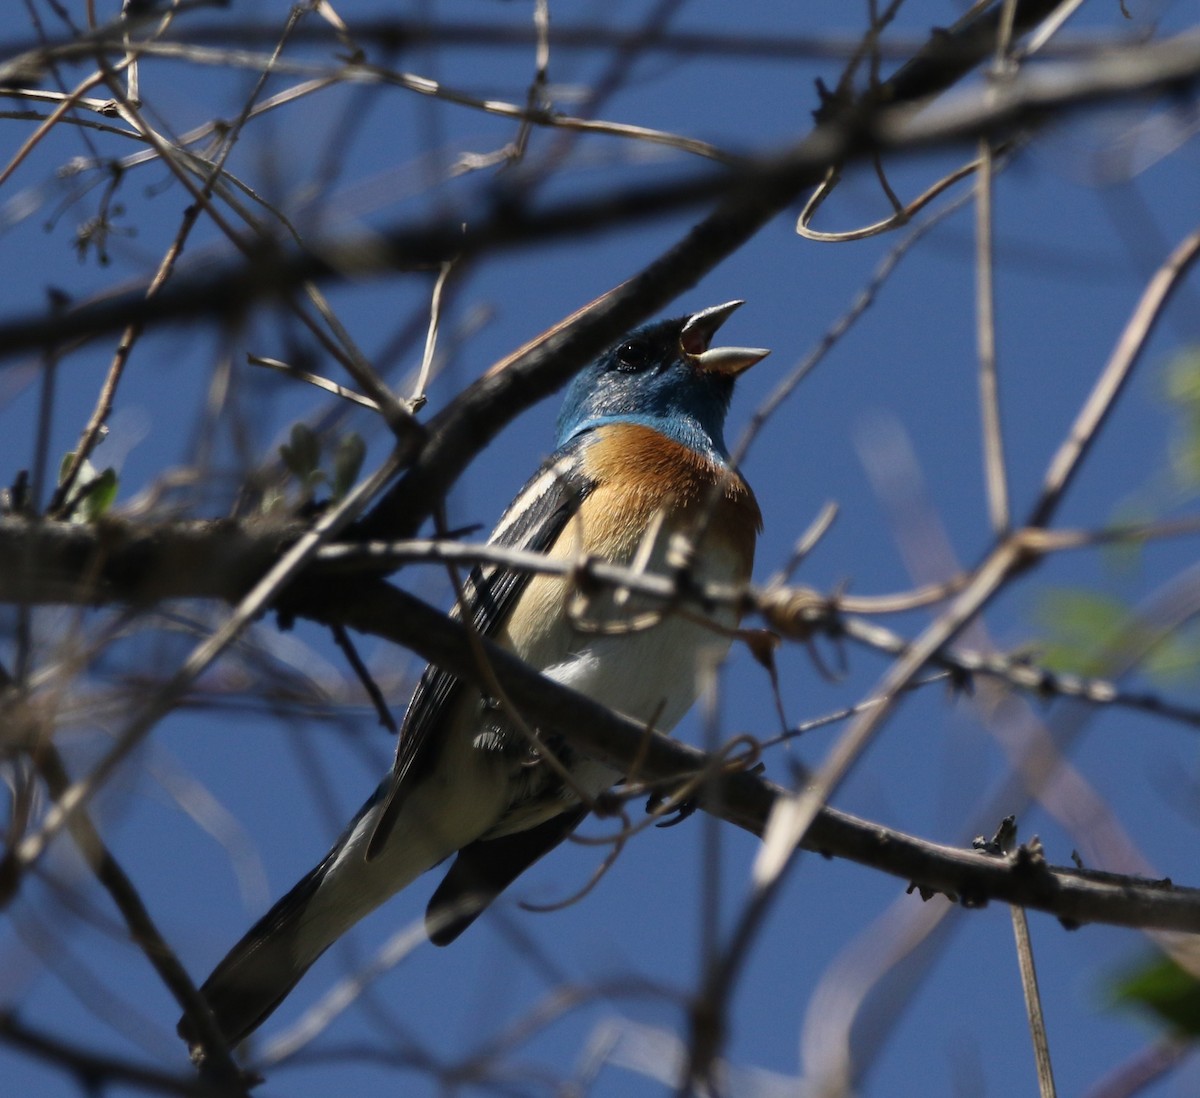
291 577 1200 935
3 521 1199 933
0 1010 218 1097
6 3 1188 382
7 518 1200 729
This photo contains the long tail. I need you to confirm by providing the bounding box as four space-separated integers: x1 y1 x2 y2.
179 791 434 1053
178 855 333 1053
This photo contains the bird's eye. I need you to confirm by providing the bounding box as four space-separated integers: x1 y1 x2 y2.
615 340 650 372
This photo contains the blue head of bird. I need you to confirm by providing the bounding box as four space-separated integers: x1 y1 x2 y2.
555 301 769 465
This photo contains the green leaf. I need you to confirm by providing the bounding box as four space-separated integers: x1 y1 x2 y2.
332 432 366 500
1031 589 1132 676
280 423 321 480
1033 588 1200 686
58 451 117 522
1104 499 1156 575
59 451 97 489
1113 953 1200 1038
1164 349 1200 491
259 486 286 517
80 468 118 522
1164 348 1200 410
1142 624 1200 685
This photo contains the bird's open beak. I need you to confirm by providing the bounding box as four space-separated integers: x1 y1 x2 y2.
680 300 770 377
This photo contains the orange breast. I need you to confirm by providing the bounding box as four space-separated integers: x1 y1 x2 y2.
578 422 760 576
499 422 759 669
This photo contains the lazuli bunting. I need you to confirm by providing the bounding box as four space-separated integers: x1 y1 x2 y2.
181 301 768 1052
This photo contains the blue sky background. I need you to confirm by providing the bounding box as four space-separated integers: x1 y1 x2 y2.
2 1 1200 1095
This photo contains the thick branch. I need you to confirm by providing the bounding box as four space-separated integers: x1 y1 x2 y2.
0 516 299 606
8 518 1198 728
4 514 1198 930
0 1010 215 1097
6 2 1183 377
291 578 1200 935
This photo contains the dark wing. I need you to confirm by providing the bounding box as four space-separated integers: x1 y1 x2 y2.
425 804 589 946
365 441 594 860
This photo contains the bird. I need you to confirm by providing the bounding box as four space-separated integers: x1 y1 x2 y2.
180 301 768 1055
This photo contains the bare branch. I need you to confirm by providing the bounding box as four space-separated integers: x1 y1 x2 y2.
0 1010 216 1097
7 7 1191 375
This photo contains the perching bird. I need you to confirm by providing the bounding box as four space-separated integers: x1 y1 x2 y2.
181 301 768 1053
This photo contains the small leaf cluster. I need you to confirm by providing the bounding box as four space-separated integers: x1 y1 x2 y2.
276 424 366 509
57 453 118 523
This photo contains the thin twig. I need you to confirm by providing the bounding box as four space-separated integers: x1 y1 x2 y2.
12 5 1193 366
752 220 1200 897
247 354 380 409
91 48 419 440
52 202 200 513
974 0 1019 536
0 1011 216 1097
69 37 742 163
981 819 1058 1098
11 449 407 876
9 517 1200 728
292 575 1200 936
975 137 1008 533
30 743 248 1091
1012 904 1058 1097
797 151 989 242
330 621 398 736
410 259 456 412
1031 223 1200 527
0 68 106 188
54 9 315 510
